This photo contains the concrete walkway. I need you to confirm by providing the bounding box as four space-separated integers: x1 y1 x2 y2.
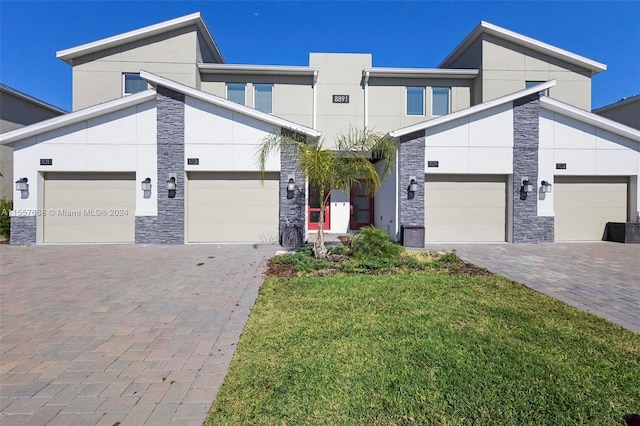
0 244 275 426
424 242 640 334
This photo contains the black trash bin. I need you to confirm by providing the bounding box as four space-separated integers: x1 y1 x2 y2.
401 224 425 248
281 224 305 248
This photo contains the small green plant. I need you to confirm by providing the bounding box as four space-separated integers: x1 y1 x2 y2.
271 249 335 273
327 244 349 255
0 198 12 239
350 226 403 260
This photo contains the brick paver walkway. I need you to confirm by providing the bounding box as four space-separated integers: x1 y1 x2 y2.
425 242 640 334
0 244 275 426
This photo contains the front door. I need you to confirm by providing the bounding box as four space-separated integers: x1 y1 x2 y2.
308 183 330 231
350 181 374 230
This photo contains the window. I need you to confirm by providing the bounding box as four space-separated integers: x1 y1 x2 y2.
227 83 246 105
525 81 549 96
254 84 273 113
406 87 424 116
123 73 148 95
432 87 450 116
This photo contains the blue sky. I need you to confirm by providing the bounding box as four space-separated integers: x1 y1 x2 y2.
1 1 638 112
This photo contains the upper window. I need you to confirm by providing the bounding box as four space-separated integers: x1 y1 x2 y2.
123 73 148 96
525 81 549 96
227 83 246 105
254 84 273 113
432 87 451 116
406 87 425 116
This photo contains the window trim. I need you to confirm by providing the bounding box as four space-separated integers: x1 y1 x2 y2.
525 81 549 97
122 73 149 96
253 83 274 114
405 86 425 116
431 87 451 117
226 83 247 106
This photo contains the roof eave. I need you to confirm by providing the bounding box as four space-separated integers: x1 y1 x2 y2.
198 64 318 76
363 67 479 79
0 84 66 115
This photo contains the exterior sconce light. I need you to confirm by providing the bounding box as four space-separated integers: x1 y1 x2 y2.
521 177 533 193
15 177 28 192
141 177 152 192
409 176 418 193
167 176 176 191
541 180 552 193
286 175 295 199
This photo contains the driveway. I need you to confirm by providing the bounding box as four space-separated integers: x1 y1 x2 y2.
424 242 640 334
0 244 276 426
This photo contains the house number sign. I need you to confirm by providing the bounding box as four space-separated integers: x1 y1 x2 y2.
40 159 53 166
332 95 349 103
187 158 199 165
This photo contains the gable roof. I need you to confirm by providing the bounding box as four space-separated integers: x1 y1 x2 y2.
0 83 66 115
592 94 640 114
389 80 557 138
139 71 321 137
439 21 606 75
56 12 224 65
0 90 156 145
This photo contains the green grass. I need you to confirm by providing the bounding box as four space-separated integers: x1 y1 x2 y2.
207 273 640 425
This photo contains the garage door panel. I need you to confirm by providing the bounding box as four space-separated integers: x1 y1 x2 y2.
425 175 506 242
188 172 279 243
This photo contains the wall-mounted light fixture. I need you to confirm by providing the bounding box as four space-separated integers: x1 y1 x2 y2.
141 177 152 192
167 174 177 198
286 175 295 199
15 177 28 192
541 180 552 193
521 177 533 193
409 176 418 193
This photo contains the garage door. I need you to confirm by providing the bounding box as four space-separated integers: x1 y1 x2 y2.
425 175 507 242
187 172 279 243
44 172 135 243
555 176 628 241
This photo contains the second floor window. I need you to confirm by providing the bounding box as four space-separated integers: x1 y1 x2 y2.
254 84 273 113
123 73 148 96
227 83 246 105
406 87 424 116
432 87 451 116
525 81 549 96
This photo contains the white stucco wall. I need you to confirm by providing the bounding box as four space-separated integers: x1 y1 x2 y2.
374 158 398 240
12 100 158 216
184 96 279 172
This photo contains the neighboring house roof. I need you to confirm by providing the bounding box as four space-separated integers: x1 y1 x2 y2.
389 80 557 138
0 83 66 115
198 64 319 76
439 21 607 75
56 12 224 65
363 68 478 79
139 70 321 137
0 91 156 145
592 94 640 114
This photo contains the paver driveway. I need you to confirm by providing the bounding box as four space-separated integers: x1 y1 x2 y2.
0 244 276 426
425 242 640 334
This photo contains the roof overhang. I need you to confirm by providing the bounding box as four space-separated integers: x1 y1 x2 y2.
439 21 606 75
198 63 318 76
0 83 66 115
56 12 224 65
363 67 478 79
0 90 155 146
140 71 321 138
592 94 640 114
389 80 557 138
541 97 640 143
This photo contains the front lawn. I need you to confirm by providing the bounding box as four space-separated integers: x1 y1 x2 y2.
207 269 640 425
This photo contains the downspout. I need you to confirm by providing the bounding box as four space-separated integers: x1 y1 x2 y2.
312 70 318 129
363 70 370 129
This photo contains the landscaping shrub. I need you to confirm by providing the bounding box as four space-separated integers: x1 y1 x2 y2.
271 248 335 273
350 226 402 260
0 198 12 238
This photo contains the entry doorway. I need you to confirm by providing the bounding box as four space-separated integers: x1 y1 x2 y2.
308 183 330 231
350 180 374 230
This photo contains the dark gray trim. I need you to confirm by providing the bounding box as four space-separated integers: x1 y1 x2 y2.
512 95 554 243
398 131 425 233
10 216 36 245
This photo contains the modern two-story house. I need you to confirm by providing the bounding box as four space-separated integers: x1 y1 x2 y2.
2 12 639 245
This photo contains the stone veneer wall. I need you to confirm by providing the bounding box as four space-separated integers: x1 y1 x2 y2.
279 143 306 246
135 85 185 244
10 215 36 245
512 94 554 243
398 131 425 227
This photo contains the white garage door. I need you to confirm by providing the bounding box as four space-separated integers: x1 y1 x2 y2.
425 175 507 242
187 172 280 243
555 176 628 241
44 172 135 243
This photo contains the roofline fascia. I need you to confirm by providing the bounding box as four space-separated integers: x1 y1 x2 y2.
140 71 321 137
0 90 156 145
389 80 557 138
0 84 67 114
439 21 606 75
541 97 640 143
198 63 318 76
363 67 479 79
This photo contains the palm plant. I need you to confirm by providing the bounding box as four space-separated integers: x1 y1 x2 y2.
258 126 396 258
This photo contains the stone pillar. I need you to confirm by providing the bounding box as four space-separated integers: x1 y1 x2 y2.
279 142 306 247
10 216 36 245
398 131 425 227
